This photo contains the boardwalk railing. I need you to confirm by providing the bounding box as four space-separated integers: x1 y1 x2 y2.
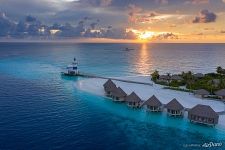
77 72 153 86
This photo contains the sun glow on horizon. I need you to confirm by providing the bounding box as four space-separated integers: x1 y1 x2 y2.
126 29 156 42
139 31 155 40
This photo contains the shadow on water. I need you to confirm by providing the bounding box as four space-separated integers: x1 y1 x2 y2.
60 74 80 81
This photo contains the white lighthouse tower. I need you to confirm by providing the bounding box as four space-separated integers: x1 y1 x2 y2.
66 57 78 75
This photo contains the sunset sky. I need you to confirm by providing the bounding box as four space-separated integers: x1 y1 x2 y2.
0 0 225 43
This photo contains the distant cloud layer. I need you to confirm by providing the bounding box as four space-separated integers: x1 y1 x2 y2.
192 9 217 23
0 0 224 41
77 0 112 7
186 0 209 4
0 12 129 39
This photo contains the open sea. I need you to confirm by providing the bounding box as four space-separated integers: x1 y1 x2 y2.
0 43 225 150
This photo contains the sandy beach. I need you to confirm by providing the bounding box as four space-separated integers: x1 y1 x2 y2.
75 76 225 126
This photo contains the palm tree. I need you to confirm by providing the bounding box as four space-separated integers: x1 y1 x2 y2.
151 70 159 81
217 66 223 74
181 71 185 78
187 79 194 94
207 80 214 94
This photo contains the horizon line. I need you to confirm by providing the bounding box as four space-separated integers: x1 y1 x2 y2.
0 38 225 44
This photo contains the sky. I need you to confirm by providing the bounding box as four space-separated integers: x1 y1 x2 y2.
0 0 225 43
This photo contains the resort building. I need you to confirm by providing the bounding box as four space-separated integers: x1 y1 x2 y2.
193 73 204 78
143 95 162 112
188 104 219 126
103 79 117 97
170 75 183 82
111 87 127 102
125 92 142 108
215 89 225 100
158 75 170 83
194 89 210 98
165 99 184 117
208 79 220 87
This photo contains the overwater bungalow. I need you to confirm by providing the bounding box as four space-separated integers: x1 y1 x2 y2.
188 104 219 126
215 89 225 100
125 92 142 108
165 98 184 117
194 89 210 98
143 95 162 112
111 87 127 102
103 79 117 97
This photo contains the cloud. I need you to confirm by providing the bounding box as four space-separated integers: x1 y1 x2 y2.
0 12 16 36
155 0 169 5
26 15 37 22
220 30 225 33
0 0 62 15
192 9 217 23
169 24 176 27
75 0 112 7
100 0 112 6
127 4 143 23
204 27 214 30
0 11 128 39
196 32 203 35
186 0 209 4
90 22 98 29
125 30 138 39
100 27 126 39
152 32 178 40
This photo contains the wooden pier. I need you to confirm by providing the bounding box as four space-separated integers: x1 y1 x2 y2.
78 72 154 86
62 71 153 86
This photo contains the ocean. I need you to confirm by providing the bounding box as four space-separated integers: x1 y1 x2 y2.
0 43 225 150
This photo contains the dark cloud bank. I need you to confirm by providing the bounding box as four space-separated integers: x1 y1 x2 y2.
192 9 217 23
0 12 129 39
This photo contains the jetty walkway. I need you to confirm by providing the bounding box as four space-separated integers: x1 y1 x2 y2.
77 72 153 86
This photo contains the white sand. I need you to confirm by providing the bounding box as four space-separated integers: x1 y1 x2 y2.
75 76 225 126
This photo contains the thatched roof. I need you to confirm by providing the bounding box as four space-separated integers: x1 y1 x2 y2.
144 95 162 107
165 98 184 110
171 75 183 80
193 73 204 78
189 104 218 119
194 89 210 95
112 87 127 97
159 75 170 80
103 79 117 92
215 89 225 96
125 92 142 103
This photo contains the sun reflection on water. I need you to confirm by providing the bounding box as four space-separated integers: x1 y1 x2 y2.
133 43 153 75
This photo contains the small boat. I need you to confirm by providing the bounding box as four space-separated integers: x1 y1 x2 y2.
124 48 134 51
61 57 79 76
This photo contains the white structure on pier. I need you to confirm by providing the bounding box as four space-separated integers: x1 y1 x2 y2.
65 58 78 75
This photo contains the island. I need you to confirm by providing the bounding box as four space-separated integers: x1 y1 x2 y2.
75 73 225 127
151 66 225 101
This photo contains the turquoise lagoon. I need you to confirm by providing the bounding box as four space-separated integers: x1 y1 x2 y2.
0 43 225 150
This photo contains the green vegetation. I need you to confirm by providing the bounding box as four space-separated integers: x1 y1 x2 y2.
151 66 225 94
217 66 225 74
169 80 185 87
163 87 193 93
151 70 159 82
186 73 225 94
